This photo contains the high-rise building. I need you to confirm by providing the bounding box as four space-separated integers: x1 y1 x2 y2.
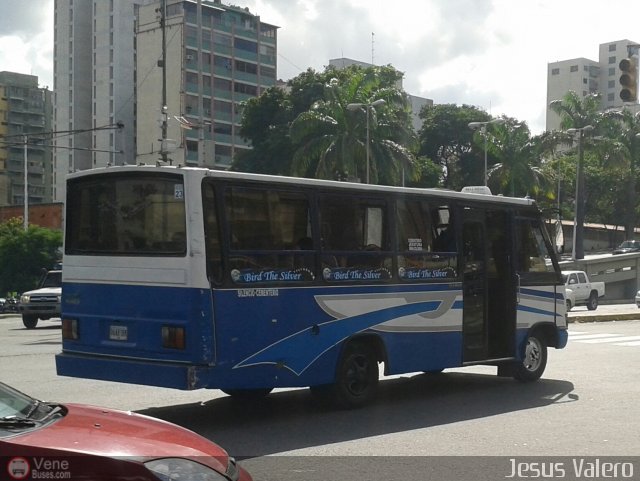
0 72 53 206
546 39 640 131
53 0 141 202
135 0 278 167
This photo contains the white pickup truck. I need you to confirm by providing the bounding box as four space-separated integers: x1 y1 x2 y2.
562 270 605 311
18 270 62 329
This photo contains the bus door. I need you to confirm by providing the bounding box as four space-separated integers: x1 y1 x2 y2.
461 207 488 362
462 208 516 362
485 210 516 359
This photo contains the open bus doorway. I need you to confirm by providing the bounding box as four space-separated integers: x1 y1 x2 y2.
462 207 515 363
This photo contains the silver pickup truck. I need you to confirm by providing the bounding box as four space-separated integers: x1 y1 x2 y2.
19 270 62 329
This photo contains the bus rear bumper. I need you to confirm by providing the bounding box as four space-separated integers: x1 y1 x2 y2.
55 352 210 390
556 327 568 349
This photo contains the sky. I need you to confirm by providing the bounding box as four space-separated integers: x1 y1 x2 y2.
1 0 640 134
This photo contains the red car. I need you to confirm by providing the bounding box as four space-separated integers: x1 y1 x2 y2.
0 382 251 481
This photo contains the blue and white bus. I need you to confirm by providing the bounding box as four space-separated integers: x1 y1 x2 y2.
56 166 567 408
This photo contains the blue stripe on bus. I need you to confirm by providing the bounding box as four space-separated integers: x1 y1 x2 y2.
520 287 563 300
517 304 557 318
235 300 442 375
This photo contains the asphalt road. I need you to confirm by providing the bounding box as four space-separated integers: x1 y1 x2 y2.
2 310 640 480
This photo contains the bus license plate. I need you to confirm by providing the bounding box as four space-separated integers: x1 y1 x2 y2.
109 325 128 341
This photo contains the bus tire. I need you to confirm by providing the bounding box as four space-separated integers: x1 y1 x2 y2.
221 388 273 400
332 341 379 409
22 315 38 329
586 293 598 310
513 334 547 382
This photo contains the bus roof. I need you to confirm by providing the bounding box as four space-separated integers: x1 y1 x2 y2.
66 164 537 207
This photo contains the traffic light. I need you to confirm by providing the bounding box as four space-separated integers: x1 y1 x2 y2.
619 57 638 102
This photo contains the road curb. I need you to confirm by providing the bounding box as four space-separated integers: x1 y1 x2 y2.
568 312 640 323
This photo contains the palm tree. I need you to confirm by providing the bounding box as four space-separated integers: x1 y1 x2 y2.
549 91 603 259
549 91 602 132
484 119 549 197
289 68 416 185
600 109 640 237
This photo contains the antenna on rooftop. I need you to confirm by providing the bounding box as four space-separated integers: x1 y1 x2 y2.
371 32 375 65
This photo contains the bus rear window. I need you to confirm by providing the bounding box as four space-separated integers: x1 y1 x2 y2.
65 173 187 256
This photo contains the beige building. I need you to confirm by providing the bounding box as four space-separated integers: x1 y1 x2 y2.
136 0 278 167
0 72 53 207
546 39 640 131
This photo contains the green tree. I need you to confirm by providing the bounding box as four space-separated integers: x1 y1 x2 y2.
289 66 416 185
0 218 62 295
484 119 552 198
234 66 417 181
418 104 491 190
599 109 640 237
549 91 603 132
233 87 295 174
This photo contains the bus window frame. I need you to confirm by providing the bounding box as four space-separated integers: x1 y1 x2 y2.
219 181 318 287
514 212 563 286
316 190 394 284
65 171 188 257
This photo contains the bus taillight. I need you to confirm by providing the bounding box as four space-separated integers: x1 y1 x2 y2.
162 326 186 349
62 319 79 340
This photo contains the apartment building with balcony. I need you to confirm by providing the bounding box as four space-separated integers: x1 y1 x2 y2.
0 72 53 207
136 0 278 167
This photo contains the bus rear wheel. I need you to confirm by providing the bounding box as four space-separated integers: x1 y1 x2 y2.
331 341 379 409
513 334 547 382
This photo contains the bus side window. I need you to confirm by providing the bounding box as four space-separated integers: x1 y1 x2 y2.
396 200 457 280
515 216 559 285
224 186 314 283
319 195 391 280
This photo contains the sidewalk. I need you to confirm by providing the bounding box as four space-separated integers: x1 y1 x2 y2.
568 303 640 323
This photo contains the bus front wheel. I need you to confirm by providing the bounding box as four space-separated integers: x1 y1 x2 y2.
332 341 379 409
513 334 547 382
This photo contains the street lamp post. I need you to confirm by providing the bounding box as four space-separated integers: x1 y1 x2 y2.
347 99 386 183
567 125 594 260
468 118 505 186
23 135 28 230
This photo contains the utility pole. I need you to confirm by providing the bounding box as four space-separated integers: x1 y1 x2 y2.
160 0 169 164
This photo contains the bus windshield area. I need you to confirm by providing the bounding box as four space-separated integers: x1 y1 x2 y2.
65 173 187 256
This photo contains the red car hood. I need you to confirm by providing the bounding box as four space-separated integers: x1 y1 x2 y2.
10 403 228 462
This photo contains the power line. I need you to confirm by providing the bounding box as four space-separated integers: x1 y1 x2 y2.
0 122 123 142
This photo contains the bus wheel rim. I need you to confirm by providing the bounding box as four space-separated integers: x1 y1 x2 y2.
523 338 542 371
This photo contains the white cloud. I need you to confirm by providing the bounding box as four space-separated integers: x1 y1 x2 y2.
0 0 53 88
9 0 640 133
